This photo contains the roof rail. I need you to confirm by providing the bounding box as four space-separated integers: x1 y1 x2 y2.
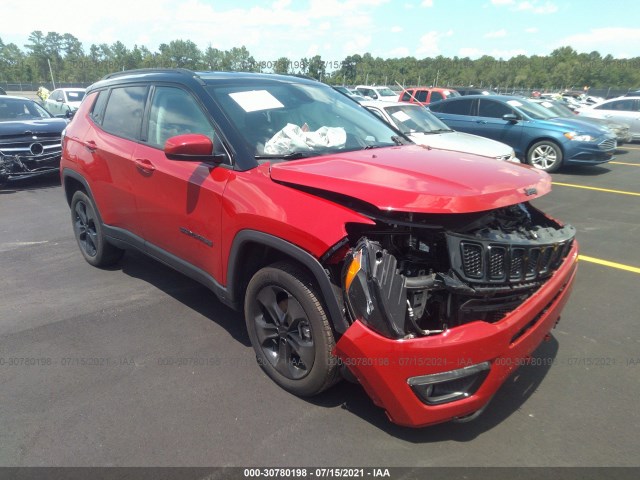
101 68 195 81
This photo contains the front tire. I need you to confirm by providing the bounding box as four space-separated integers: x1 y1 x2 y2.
244 262 339 397
70 191 124 267
527 140 563 172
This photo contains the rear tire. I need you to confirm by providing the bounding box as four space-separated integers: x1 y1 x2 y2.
70 191 124 267
244 262 340 397
526 140 563 173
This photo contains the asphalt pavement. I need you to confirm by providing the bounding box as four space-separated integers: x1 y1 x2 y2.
1 149 639 468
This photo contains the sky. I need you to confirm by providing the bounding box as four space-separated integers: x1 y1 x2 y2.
2 0 640 64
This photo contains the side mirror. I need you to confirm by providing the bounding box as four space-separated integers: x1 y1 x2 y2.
164 134 226 164
503 113 519 123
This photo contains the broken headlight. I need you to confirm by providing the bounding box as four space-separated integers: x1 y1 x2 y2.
342 239 408 339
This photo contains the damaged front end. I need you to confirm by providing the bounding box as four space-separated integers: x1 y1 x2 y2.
328 201 577 426
339 202 576 339
0 152 61 186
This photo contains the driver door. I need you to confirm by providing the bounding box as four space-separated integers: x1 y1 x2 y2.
130 86 232 281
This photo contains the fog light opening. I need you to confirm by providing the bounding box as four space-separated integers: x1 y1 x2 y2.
408 362 491 406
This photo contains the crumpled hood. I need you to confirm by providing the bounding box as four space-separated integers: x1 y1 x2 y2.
270 145 551 214
0 118 67 139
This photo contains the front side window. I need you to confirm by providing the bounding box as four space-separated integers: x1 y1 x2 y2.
415 91 428 103
101 86 147 140
147 86 215 149
430 92 443 103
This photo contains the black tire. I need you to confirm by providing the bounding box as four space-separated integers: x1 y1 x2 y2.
526 140 563 173
70 190 124 267
244 262 340 397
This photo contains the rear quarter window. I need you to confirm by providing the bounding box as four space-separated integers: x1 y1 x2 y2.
89 90 109 124
436 99 474 116
101 86 148 140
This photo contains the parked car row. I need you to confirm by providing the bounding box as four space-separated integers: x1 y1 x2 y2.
361 100 518 162
428 94 617 172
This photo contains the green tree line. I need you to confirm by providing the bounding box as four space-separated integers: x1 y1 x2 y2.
2 31 640 89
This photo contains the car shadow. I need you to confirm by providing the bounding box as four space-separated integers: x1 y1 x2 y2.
555 165 612 176
309 336 560 440
0 173 61 193
112 248 559 436
117 249 251 347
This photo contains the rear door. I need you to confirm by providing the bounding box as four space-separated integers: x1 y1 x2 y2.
430 97 477 132
83 85 148 234
130 85 232 281
593 99 640 138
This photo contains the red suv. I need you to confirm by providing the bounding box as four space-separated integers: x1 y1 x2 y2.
399 87 460 106
61 69 578 427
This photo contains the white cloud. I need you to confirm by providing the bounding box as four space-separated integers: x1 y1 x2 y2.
391 26 403 33
344 34 372 55
490 48 528 59
492 0 557 14
557 28 640 58
421 0 434 6
416 31 441 57
484 29 508 38
516 1 558 14
272 0 291 9
459 47 482 58
389 47 410 57
525 27 539 33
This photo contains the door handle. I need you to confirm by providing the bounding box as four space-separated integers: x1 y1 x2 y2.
476 120 487 124
134 158 156 174
83 140 97 152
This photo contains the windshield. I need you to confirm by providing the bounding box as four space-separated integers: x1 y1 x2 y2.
536 100 573 118
0 98 52 121
205 80 403 158
382 104 452 134
377 88 398 97
65 90 86 102
509 99 556 120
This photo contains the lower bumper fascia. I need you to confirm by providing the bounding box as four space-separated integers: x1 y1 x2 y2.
335 244 579 428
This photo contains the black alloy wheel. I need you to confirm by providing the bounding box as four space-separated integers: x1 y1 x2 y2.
244 262 340 396
70 190 123 267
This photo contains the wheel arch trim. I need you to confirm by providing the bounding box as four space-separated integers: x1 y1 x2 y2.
227 230 349 334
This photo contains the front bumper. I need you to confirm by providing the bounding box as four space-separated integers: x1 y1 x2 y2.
335 242 578 428
0 153 61 184
564 137 616 165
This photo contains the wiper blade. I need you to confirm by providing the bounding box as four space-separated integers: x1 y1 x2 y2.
255 151 314 160
391 135 410 145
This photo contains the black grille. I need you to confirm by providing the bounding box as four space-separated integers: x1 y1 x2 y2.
449 227 575 286
461 242 483 278
488 246 506 280
598 138 616 151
